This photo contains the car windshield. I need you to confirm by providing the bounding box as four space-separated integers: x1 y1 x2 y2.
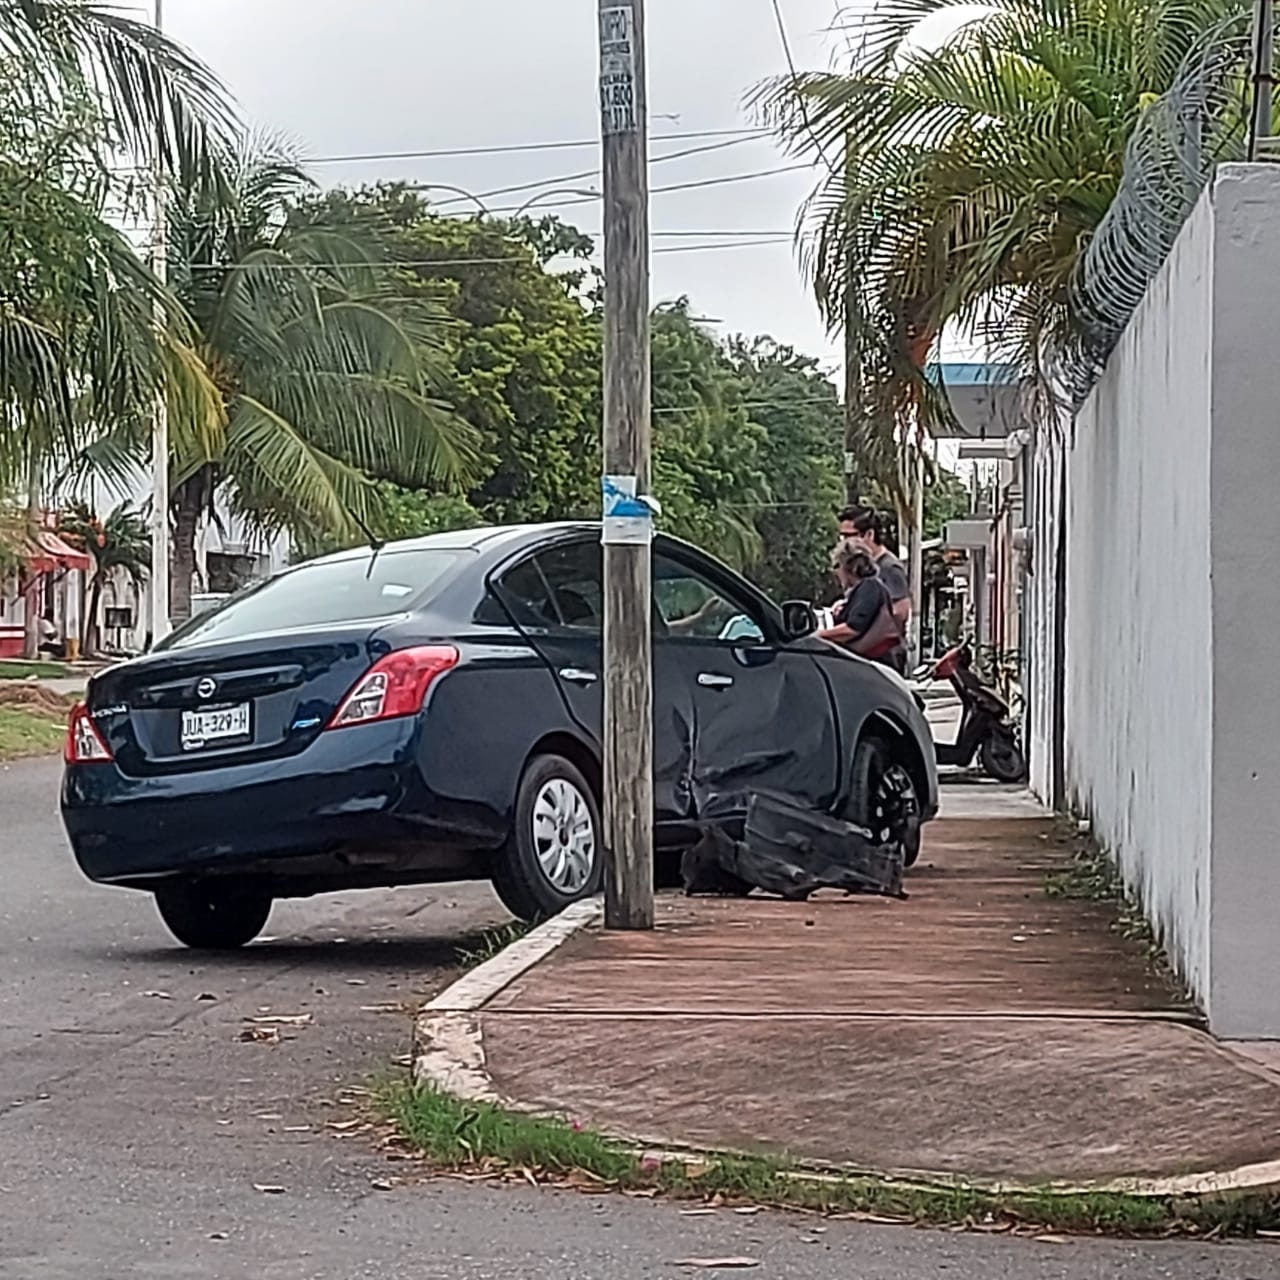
159 548 465 649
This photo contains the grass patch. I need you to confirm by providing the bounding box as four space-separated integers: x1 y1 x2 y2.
456 922 531 969
0 705 66 761
379 1083 1280 1238
1044 831 1159 949
0 660 71 680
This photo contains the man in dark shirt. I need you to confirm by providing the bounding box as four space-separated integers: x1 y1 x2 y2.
838 506 911 670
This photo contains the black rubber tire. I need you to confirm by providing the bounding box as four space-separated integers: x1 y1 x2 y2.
849 737 923 868
154 880 272 951
981 730 1028 784
493 754 603 922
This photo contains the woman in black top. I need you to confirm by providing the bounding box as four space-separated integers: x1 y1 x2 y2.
818 540 896 666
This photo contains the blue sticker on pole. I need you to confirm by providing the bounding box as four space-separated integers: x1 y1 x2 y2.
602 474 655 545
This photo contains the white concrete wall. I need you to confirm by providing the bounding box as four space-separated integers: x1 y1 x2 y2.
1044 165 1280 1037
1202 167 1280 1039
1064 185 1215 1001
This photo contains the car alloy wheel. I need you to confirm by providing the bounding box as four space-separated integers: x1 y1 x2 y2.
531 776 597 894
850 738 923 867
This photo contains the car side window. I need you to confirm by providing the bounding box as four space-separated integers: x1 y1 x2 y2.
488 556 558 629
653 555 765 644
533 542 604 632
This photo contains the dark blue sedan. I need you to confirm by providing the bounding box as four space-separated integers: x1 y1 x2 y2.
61 524 938 949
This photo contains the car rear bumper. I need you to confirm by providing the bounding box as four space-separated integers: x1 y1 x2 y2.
61 720 505 887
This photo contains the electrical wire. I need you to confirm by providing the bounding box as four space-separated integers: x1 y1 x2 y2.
770 0 838 176
116 161 810 235
174 238 797 272
425 134 768 211
111 127 773 174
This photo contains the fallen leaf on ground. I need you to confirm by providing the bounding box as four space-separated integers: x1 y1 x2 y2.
208 1231 229 1241
1034 1235 1068 1244
679 1208 716 1217
142 990 172 1000
670 1259 760 1270
252 1184 286 1195
328 1119 362 1132
247 1014 312 1027
282 1125 311 1133
732 1206 761 1216
237 1027 280 1045
345 978 367 986
195 993 218 1002
370 1178 398 1191
829 1211 912 1225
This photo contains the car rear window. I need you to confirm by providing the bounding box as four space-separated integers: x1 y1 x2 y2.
160 548 464 649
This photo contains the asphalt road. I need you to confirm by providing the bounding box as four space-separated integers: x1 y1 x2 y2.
1 756 1275 1280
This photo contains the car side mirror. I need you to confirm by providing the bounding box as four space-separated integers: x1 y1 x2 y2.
780 600 817 640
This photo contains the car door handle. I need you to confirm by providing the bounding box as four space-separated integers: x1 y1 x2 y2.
558 668 599 686
697 672 735 689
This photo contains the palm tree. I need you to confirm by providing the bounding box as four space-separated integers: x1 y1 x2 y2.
88 145 479 621
1 1 235 649
1 0 233 186
60 501 150 653
754 0 1238 494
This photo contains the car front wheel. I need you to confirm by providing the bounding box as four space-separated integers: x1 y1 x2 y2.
493 754 603 922
848 737 923 868
154 880 273 950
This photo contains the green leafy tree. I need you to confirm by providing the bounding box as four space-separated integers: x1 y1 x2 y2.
83 149 479 620
295 186 602 527
724 337 843 601
649 300 769 570
755 0 1234 496
59 501 150 653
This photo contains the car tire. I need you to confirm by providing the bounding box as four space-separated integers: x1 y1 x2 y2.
493 754 603 922
154 880 273 951
980 730 1028 784
849 736 923 868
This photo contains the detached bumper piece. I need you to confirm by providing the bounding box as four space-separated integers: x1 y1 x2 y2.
682 793 906 901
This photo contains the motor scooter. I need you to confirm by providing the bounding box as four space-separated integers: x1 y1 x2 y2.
913 644 1028 783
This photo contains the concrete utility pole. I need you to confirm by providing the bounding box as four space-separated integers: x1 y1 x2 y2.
150 0 171 647
597 0 654 930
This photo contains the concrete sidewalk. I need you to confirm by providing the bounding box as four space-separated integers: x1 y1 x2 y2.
417 786 1280 1191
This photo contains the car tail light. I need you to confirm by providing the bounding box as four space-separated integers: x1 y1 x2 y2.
65 702 113 764
327 646 459 730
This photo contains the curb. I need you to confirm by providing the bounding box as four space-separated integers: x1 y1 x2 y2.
414 897 601 1104
411 896 1280 1204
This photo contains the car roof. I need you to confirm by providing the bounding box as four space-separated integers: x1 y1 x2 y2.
309 522 598 567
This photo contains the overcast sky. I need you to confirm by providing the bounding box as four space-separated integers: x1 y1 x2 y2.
160 0 857 373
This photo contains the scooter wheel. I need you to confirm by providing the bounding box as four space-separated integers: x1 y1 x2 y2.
981 732 1028 784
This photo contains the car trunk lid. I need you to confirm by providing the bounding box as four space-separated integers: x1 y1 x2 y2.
89 627 379 776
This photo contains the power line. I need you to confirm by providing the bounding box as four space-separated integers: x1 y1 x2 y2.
653 393 840 416
112 127 774 175
480 161 810 214
427 134 765 211
117 162 810 233
770 0 838 175
174 238 796 272
303 126 771 165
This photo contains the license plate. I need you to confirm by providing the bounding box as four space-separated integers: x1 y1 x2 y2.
181 703 251 751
